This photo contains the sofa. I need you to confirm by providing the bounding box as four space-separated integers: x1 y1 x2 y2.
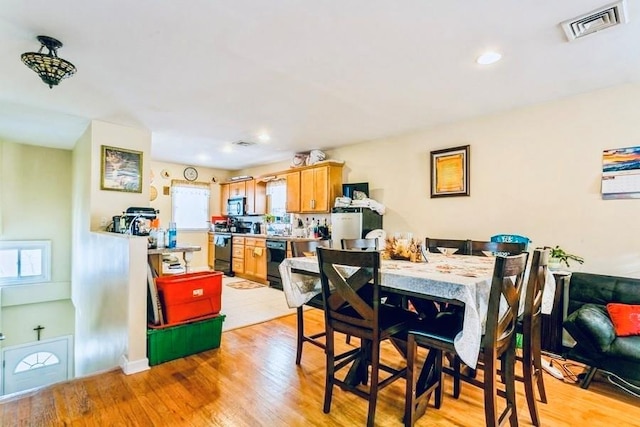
563 272 640 388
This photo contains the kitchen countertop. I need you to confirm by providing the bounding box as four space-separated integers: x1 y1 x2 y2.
208 231 321 242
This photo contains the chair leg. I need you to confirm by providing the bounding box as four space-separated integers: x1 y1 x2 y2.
580 366 598 389
452 355 461 398
323 327 335 414
522 344 540 426
531 323 547 403
295 307 304 365
503 348 519 427
483 353 500 427
404 334 418 427
366 340 381 427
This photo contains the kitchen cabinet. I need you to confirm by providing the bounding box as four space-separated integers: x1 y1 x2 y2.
207 233 215 269
229 181 246 197
243 237 267 282
285 171 301 213
232 236 245 274
246 179 267 215
299 163 343 213
220 183 230 215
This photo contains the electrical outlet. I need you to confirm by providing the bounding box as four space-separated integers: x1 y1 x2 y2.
100 217 108 227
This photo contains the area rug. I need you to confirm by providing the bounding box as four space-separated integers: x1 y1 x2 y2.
222 277 305 332
226 280 267 290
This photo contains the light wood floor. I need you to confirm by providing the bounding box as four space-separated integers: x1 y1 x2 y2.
1 308 639 426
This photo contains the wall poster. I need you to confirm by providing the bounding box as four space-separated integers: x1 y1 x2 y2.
602 145 640 199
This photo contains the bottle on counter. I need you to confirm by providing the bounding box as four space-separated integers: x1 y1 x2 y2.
168 222 177 248
313 218 319 239
157 228 166 248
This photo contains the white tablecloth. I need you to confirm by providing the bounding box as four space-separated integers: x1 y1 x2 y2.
279 252 556 369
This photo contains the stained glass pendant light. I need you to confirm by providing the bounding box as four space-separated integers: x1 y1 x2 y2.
21 35 77 88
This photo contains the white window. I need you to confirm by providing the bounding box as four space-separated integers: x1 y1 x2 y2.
266 179 287 218
0 241 51 286
171 181 210 230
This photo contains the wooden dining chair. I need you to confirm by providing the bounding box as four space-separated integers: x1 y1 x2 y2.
341 238 378 251
424 238 471 255
470 240 527 257
290 239 332 365
515 248 550 426
405 252 529 427
317 247 416 427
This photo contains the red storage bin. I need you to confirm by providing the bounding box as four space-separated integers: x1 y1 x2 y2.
155 271 223 325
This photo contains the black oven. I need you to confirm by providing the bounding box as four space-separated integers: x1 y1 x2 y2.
214 233 234 276
266 239 287 290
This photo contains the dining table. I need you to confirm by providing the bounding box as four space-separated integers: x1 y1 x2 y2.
279 251 556 369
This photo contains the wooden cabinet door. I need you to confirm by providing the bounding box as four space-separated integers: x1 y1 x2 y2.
220 184 230 215
312 166 329 212
244 246 256 277
286 171 301 213
300 168 315 212
207 233 215 269
229 181 246 197
246 179 256 214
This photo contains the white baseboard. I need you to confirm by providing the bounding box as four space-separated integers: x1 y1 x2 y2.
120 355 150 375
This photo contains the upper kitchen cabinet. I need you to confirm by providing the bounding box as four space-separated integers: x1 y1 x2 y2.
229 181 246 197
299 161 343 213
246 179 267 215
285 171 301 213
220 183 230 215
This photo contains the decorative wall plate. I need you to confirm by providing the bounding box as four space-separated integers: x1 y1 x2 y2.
150 185 158 201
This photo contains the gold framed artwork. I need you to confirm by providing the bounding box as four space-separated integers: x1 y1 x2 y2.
100 145 143 193
430 145 470 198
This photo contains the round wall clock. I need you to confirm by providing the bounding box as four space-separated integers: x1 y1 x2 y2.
184 166 198 181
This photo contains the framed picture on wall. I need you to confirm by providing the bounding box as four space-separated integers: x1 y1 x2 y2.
100 145 143 193
430 145 470 198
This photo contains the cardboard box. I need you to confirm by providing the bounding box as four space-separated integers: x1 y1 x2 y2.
156 271 223 325
147 314 225 366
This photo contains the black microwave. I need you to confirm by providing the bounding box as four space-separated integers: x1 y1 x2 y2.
227 197 246 216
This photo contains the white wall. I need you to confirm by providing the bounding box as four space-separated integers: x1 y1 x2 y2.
72 120 151 376
325 84 640 276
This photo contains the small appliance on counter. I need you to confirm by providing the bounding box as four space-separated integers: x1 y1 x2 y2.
110 207 158 235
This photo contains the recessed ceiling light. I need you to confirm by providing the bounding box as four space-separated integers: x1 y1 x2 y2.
476 51 502 65
221 145 233 153
258 133 270 142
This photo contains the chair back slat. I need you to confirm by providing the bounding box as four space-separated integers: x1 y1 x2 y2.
341 238 378 251
524 248 550 320
471 240 526 257
317 248 381 333
485 252 529 354
425 238 471 254
291 239 332 257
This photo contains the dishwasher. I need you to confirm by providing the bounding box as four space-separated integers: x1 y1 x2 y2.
266 239 287 290
213 233 234 276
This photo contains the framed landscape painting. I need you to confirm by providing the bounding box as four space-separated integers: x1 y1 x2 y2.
430 145 470 198
100 145 143 193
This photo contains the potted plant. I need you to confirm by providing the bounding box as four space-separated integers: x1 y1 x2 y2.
545 245 584 270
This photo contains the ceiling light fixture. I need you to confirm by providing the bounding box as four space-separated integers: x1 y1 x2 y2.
21 35 77 88
258 133 270 142
476 51 502 65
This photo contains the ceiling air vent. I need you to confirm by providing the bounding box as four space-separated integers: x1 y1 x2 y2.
561 0 628 42
232 140 257 147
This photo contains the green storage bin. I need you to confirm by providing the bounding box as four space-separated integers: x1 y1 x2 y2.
147 314 225 366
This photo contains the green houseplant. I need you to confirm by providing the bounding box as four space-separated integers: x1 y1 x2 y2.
545 245 584 269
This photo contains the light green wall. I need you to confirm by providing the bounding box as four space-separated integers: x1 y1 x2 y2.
0 141 74 347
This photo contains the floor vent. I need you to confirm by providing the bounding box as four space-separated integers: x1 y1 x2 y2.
561 0 628 42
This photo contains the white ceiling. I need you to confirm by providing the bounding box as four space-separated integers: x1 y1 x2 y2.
1 1 639 170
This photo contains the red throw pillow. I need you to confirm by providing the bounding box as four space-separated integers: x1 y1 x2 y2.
606 303 640 337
